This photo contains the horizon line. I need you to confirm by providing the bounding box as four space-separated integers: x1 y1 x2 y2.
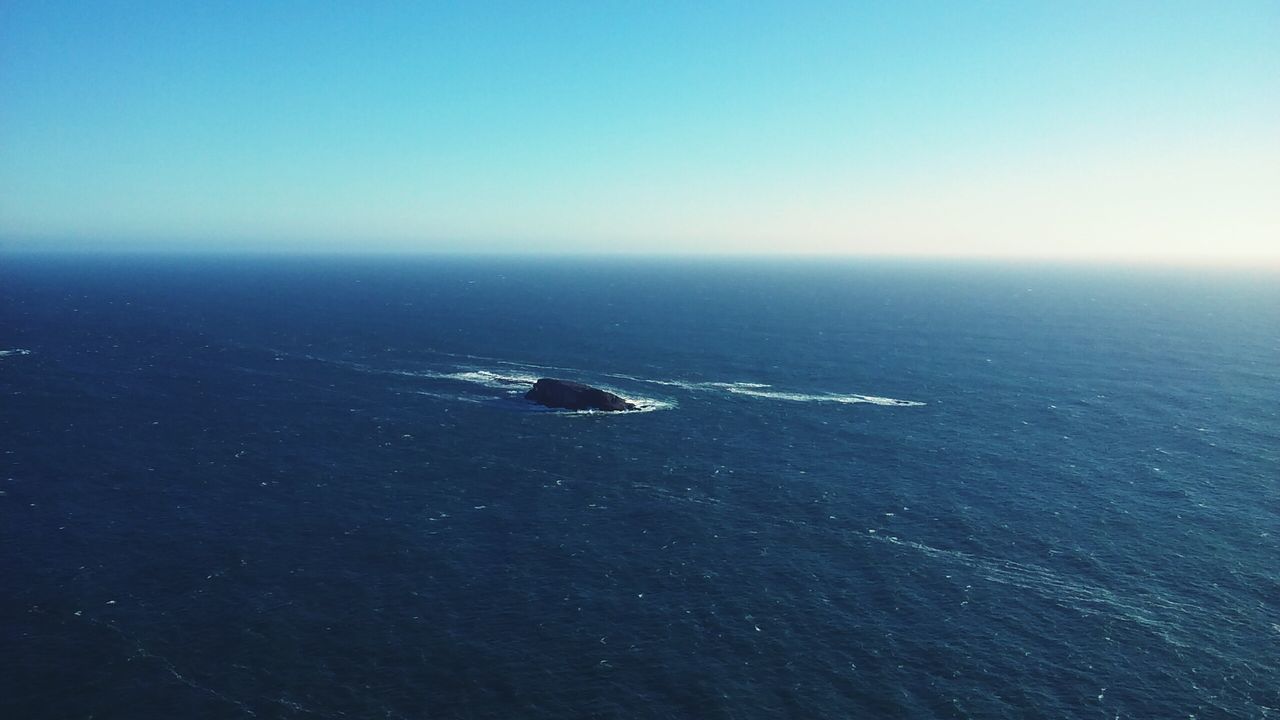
3 245 1279 272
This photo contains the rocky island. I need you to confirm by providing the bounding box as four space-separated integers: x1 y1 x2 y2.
526 378 636 412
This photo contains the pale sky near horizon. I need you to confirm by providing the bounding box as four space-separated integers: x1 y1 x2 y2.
1 1 1277 262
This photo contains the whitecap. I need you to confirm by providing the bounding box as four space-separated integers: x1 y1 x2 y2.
0 349 31 358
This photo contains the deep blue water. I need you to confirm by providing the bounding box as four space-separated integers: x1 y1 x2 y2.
1 256 1277 719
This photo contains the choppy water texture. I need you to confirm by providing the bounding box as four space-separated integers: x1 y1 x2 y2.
2 257 1277 718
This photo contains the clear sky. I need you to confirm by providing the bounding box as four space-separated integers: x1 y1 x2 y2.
1 1 1277 261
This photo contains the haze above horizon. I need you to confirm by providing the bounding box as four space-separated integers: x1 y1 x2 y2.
2 2 1277 262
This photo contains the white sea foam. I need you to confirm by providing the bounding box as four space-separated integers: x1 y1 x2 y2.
319 351 922 411
382 367 539 390
610 373 924 406
441 365 923 409
402 364 676 414
556 393 678 415
720 386 925 406
412 390 486 404
0 349 31 358
439 369 542 388
866 532 1214 646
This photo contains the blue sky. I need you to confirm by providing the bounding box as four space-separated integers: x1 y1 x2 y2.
1 1 1277 260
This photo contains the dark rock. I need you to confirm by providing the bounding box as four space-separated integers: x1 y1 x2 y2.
525 378 636 412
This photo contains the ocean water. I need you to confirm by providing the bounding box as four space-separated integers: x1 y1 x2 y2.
1 256 1277 719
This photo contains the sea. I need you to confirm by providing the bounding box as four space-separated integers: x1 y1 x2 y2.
1 255 1277 719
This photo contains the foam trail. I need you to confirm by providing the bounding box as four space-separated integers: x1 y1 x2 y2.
0 349 31 358
412 390 487 404
721 386 925 406
866 532 1217 646
557 393 677 415
378 367 539 388
605 373 923 405
307 351 921 411
389 364 675 414
438 369 542 388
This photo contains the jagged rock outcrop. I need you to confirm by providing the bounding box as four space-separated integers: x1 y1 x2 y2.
525 378 635 412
